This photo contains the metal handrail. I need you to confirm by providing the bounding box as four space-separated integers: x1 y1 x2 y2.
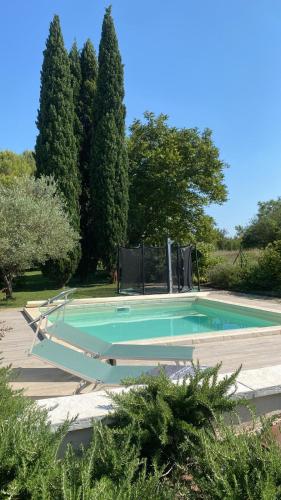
28 300 71 326
28 300 71 354
38 288 77 307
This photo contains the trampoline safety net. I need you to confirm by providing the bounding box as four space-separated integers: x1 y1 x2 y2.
118 243 196 295
143 246 168 294
118 247 143 295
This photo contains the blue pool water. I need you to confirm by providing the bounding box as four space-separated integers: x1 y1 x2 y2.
50 298 281 342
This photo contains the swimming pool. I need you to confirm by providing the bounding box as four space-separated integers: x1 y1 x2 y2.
48 298 281 343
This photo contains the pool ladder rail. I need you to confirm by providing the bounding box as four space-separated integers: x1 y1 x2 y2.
28 288 77 328
28 288 77 353
37 288 77 308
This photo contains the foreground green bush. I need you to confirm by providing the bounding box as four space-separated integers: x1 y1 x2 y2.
188 420 281 499
110 363 241 468
0 365 67 498
0 365 173 498
59 424 174 500
2 362 281 498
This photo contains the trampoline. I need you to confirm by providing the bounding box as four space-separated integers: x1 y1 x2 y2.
118 240 200 295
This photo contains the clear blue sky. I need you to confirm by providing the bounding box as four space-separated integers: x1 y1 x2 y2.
0 0 280 235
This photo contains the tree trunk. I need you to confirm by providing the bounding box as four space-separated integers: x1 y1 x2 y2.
2 274 13 299
110 269 117 284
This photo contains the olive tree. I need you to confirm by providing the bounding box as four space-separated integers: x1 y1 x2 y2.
0 176 79 299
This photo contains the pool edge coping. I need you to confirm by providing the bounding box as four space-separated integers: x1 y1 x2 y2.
23 292 281 346
37 363 281 431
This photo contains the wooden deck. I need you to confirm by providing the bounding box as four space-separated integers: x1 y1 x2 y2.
0 308 80 398
1 291 281 398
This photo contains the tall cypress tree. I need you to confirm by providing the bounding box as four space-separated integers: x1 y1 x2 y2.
35 15 81 285
90 7 129 272
78 40 98 278
69 41 83 151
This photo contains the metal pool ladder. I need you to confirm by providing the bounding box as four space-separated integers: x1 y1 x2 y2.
28 288 77 352
38 288 77 307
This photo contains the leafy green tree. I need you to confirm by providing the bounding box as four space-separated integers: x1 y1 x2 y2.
21 150 36 171
127 112 227 245
90 6 129 272
0 150 35 185
0 176 78 299
35 15 81 285
242 198 281 248
215 228 241 250
78 39 98 278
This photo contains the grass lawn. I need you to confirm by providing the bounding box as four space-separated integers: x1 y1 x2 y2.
0 270 117 309
212 248 261 265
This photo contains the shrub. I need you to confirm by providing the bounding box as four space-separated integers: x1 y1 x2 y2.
2 359 281 498
0 364 173 498
207 257 262 293
109 363 241 469
41 246 81 288
195 243 221 282
250 240 281 292
208 262 239 289
0 365 68 498
188 420 281 499
208 241 281 294
207 262 248 290
59 423 175 500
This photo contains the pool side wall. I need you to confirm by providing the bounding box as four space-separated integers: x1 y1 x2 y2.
41 384 281 456
24 291 281 346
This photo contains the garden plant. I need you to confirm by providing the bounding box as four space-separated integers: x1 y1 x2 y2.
1 361 280 498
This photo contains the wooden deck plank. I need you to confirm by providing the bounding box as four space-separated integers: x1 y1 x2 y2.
1 291 281 398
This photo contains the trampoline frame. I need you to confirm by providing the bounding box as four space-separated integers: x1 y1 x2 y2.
117 238 200 296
